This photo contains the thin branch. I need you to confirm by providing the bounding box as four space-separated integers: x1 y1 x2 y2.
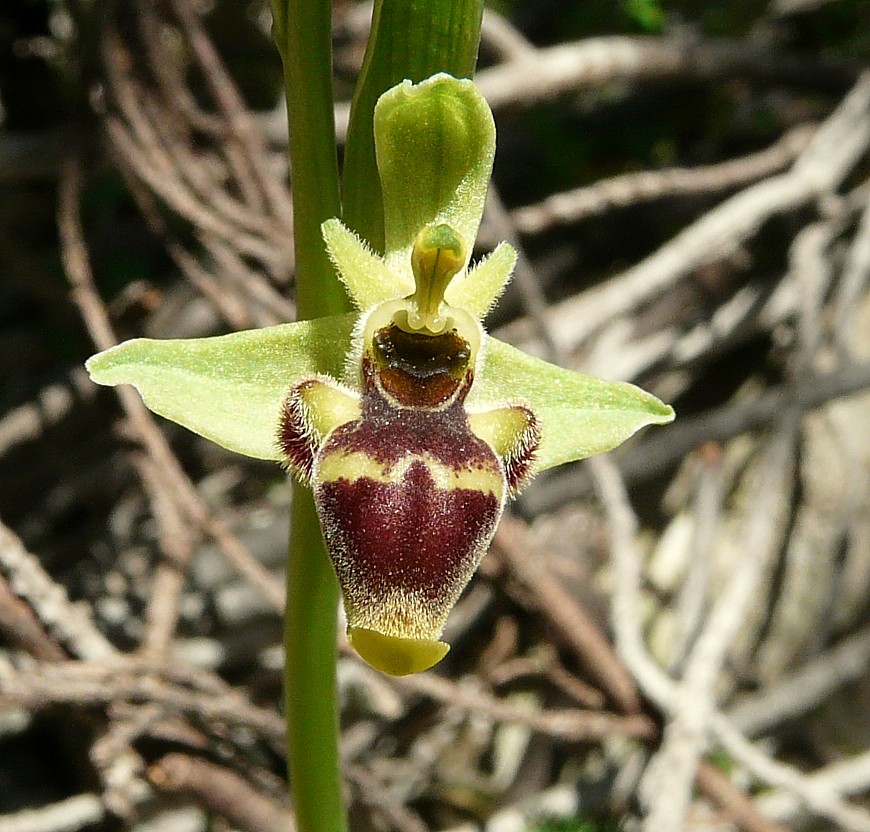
512 125 815 236
639 418 798 831
0 659 286 755
670 449 724 670
346 765 429 832
757 750 870 825
392 669 655 743
149 753 292 832
0 520 115 661
696 761 790 832
0 369 94 456
59 158 285 611
728 625 870 737
0 794 105 832
501 72 870 356
134 453 194 657
0 573 67 662
475 35 857 111
493 514 642 714
484 187 560 362
479 8 536 63
164 0 294 226
591 452 870 832
835 192 870 359
711 714 870 832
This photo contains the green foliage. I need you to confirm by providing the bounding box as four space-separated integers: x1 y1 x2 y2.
530 816 621 832
622 0 665 33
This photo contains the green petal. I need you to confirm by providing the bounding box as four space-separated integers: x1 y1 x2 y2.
471 338 675 473
446 242 517 321
86 314 358 461
322 218 412 311
375 74 495 280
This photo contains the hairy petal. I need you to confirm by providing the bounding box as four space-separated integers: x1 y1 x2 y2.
445 242 516 321
322 218 410 310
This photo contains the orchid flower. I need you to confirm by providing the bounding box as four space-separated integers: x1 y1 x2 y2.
87 74 673 676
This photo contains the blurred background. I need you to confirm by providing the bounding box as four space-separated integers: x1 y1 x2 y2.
2 1 870 831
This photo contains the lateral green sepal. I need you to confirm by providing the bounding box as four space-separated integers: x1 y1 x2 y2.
86 314 357 461
471 338 675 473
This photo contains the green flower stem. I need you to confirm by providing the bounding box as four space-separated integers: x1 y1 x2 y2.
272 1 483 828
271 0 346 314
271 1 348 830
342 0 484 250
286 487 346 832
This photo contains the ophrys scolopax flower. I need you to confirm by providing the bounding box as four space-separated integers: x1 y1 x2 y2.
87 74 674 675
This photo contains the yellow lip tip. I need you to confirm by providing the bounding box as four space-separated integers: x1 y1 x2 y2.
348 627 450 676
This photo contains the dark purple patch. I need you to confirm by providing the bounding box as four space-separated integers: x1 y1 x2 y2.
324 389 498 474
316 461 501 606
278 382 318 480
503 406 541 495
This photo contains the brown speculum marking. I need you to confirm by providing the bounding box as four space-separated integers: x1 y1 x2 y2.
372 324 471 408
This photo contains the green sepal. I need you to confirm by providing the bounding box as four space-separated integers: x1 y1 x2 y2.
470 339 675 473
375 74 495 281
340 0 484 253
86 314 357 461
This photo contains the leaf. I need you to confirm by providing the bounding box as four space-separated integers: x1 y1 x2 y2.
471 338 675 473
375 74 495 280
86 315 357 461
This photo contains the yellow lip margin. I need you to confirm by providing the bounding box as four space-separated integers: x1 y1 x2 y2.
348 626 450 675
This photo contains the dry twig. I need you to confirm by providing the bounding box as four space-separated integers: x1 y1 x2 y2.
493 514 641 714
0 794 106 832
59 158 285 615
472 36 859 111
0 520 114 661
512 126 815 236
149 752 292 832
592 451 870 831
501 72 870 356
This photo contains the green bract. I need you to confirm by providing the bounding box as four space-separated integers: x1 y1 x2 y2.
87 74 673 675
